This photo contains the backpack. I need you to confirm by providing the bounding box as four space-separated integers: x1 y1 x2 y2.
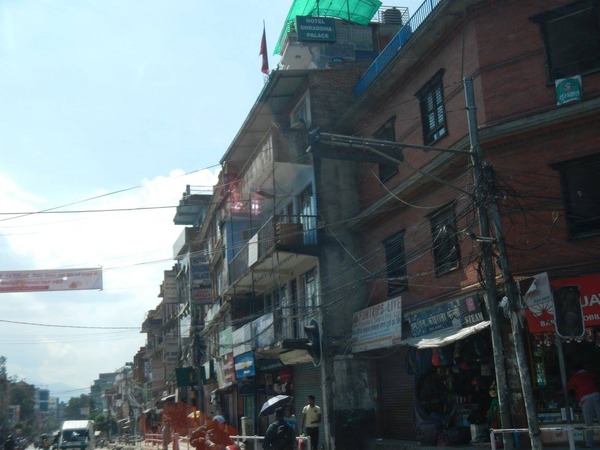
275 422 294 450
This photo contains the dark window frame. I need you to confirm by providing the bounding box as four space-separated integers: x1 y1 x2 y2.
551 152 600 239
531 0 600 81
373 116 399 182
416 69 447 145
428 203 461 276
383 230 408 295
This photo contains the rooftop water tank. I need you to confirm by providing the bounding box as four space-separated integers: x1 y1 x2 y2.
383 8 403 25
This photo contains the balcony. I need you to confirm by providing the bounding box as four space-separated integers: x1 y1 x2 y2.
230 311 314 364
172 227 200 258
226 215 318 295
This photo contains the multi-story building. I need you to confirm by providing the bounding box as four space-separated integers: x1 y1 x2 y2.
148 0 600 448
91 373 117 415
180 1 408 445
307 0 600 448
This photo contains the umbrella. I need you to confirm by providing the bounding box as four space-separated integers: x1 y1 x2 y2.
259 395 293 417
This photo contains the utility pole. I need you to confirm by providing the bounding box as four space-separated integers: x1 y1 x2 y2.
463 77 513 450
464 76 542 450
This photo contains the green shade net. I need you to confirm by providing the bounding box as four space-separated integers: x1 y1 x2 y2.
274 0 383 54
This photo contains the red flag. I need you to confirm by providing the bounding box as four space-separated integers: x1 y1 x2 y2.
259 24 269 74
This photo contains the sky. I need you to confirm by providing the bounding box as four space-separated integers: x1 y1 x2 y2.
0 0 421 401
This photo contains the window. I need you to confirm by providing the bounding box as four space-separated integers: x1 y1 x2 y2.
302 268 318 324
373 117 399 182
383 230 407 295
290 92 311 129
416 70 447 145
531 0 600 81
552 153 600 238
428 203 460 275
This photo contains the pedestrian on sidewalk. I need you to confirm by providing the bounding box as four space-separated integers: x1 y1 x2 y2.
567 364 600 448
301 395 321 450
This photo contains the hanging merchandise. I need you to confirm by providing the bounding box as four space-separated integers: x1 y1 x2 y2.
432 348 441 367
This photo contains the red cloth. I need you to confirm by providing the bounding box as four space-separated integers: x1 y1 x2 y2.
259 25 269 74
567 369 598 402
205 428 233 450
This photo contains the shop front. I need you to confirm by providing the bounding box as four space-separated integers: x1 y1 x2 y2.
524 272 600 444
401 293 494 446
212 352 237 426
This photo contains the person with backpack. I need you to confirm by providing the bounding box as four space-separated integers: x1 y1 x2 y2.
262 407 295 450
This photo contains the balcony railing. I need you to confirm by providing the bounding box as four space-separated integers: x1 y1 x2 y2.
355 0 443 96
228 214 318 286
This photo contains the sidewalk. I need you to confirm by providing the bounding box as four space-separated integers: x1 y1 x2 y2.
366 439 590 450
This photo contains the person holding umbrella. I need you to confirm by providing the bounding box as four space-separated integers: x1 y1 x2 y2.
262 407 295 450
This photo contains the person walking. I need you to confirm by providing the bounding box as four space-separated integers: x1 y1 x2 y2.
301 395 321 450
262 407 295 450
567 364 600 448
161 422 171 450
283 405 297 435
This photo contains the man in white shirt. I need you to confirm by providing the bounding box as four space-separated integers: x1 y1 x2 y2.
301 395 321 450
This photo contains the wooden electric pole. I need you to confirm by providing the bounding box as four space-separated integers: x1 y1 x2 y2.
464 76 543 450
463 76 514 450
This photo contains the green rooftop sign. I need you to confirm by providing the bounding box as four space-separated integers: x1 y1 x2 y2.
296 16 336 43
274 0 382 54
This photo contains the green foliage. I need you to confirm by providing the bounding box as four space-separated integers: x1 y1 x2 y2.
64 394 92 420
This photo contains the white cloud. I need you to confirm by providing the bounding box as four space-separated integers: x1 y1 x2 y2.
0 168 219 393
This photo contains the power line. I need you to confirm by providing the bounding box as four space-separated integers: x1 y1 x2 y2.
0 205 176 215
0 319 140 330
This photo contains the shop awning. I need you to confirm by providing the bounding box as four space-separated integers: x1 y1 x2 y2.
159 394 176 403
401 320 490 348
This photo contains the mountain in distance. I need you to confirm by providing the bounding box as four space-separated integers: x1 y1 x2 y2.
46 381 91 402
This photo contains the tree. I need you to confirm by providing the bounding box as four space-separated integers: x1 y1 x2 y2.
64 394 92 420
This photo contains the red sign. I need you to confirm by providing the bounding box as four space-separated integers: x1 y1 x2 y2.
525 273 600 333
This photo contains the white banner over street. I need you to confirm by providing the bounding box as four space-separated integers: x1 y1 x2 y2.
0 268 103 293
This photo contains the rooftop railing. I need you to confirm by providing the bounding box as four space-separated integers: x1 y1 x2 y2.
355 0 443 96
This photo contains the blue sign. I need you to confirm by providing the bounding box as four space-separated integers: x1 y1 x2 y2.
234 352 256 379
405 294 484 337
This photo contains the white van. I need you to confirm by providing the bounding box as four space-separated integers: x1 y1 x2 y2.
59 420 95 450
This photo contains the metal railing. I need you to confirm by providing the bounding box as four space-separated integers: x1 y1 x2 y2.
490 424 600 450
228 214 318 285
144 433 311 450
355 0 444 96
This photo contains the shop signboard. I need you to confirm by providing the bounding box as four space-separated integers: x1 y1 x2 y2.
405 293 484 337
233 324 252 356
191 255 210 286
216 353 235 389
351 296 402 352
219 327 234 356
525 272 600 333
234 352 256 379
162 270 178 301
296 16 336 43
555 75 582 106
254 313 275 348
